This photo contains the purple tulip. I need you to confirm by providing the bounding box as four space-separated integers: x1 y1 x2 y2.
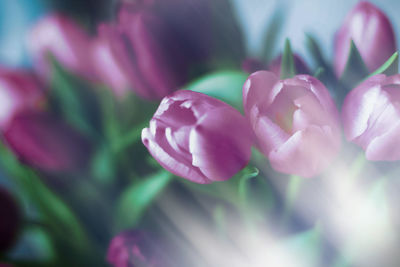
267 53 310 77
28 13 94 80
91 24 131 98
334 1 397 77
3 110 92 172
243 71 341 177
342 74 400 161
107 230 163 267
0 69 43 129
0 187 21 253
142 90 253 184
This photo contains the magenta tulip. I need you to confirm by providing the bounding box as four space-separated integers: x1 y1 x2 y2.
334 1 397 77
28 13 94 80
342 74 400 161
142 90 253 184
3 111 92 172
243 71 341 177
0 69 43 129
268 53 310 77
0 187 21 253
107 231 163 267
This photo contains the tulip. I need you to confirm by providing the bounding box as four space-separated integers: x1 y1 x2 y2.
243 71 341 177
334 1 397 77
0 187 21 253
0 68 43 129
91 24 131 98
3 110 92 172
142 90 253 184
342 74 400 161
99 0 244 100
267 53 310 77
107 230 164 267
28 13 94 80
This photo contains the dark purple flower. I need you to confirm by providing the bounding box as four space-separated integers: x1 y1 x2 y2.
0 187 21 253
142 90 253 184
3 111 92 172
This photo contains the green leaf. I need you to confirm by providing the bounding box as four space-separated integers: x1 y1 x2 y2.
91 145 115 185
0 144 92 255
115 171 173 230
280 39 296 79
49 56 101 138
305 34 327 69
313 67 325 79
366 51 399 78
261 6 286 62
185 70 248 111
340 40 369 89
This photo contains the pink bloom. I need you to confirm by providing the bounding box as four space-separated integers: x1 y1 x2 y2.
0 68 43 129
142 90 253 184
243 71 341 177
342 74 400 161
91 24 131 98
28 13 94 80
334 1 397 77
3 111 92 172
107 231 162 267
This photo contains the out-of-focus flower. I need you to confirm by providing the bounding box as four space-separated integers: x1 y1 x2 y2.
0 186 21 253
91 24 131 98
98 0 244 100
107 230 163 267
142 90 253 184
28 13 94 80
3 110 92 172
0 68 43 129
342 74 400 161
267 53 310 77
243 71 341 177
334 1 397 77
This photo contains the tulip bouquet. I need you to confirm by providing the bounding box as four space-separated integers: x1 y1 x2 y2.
1 0 400 266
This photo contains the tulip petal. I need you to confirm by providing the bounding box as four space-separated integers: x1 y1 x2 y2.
365 121 400 161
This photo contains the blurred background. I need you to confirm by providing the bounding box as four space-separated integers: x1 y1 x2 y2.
1 0 399 67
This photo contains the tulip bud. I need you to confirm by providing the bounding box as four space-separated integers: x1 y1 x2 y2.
28 13 94 80
3 110 92 172
334 1 397 77
107 230 164 267
267 53 310 77
142 90 253 184
91 24 131 98
243 71 341 177
0 187 21 253
0 69 43 129
342 74 400 161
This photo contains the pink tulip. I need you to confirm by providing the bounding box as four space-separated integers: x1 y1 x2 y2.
243 71 341 177
0 68 43 129
28 14 94 80
334 1 397 77
3 110 92 172
91 24 131 98
342 74 400 161
142 90 253 184
107 231 163 267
